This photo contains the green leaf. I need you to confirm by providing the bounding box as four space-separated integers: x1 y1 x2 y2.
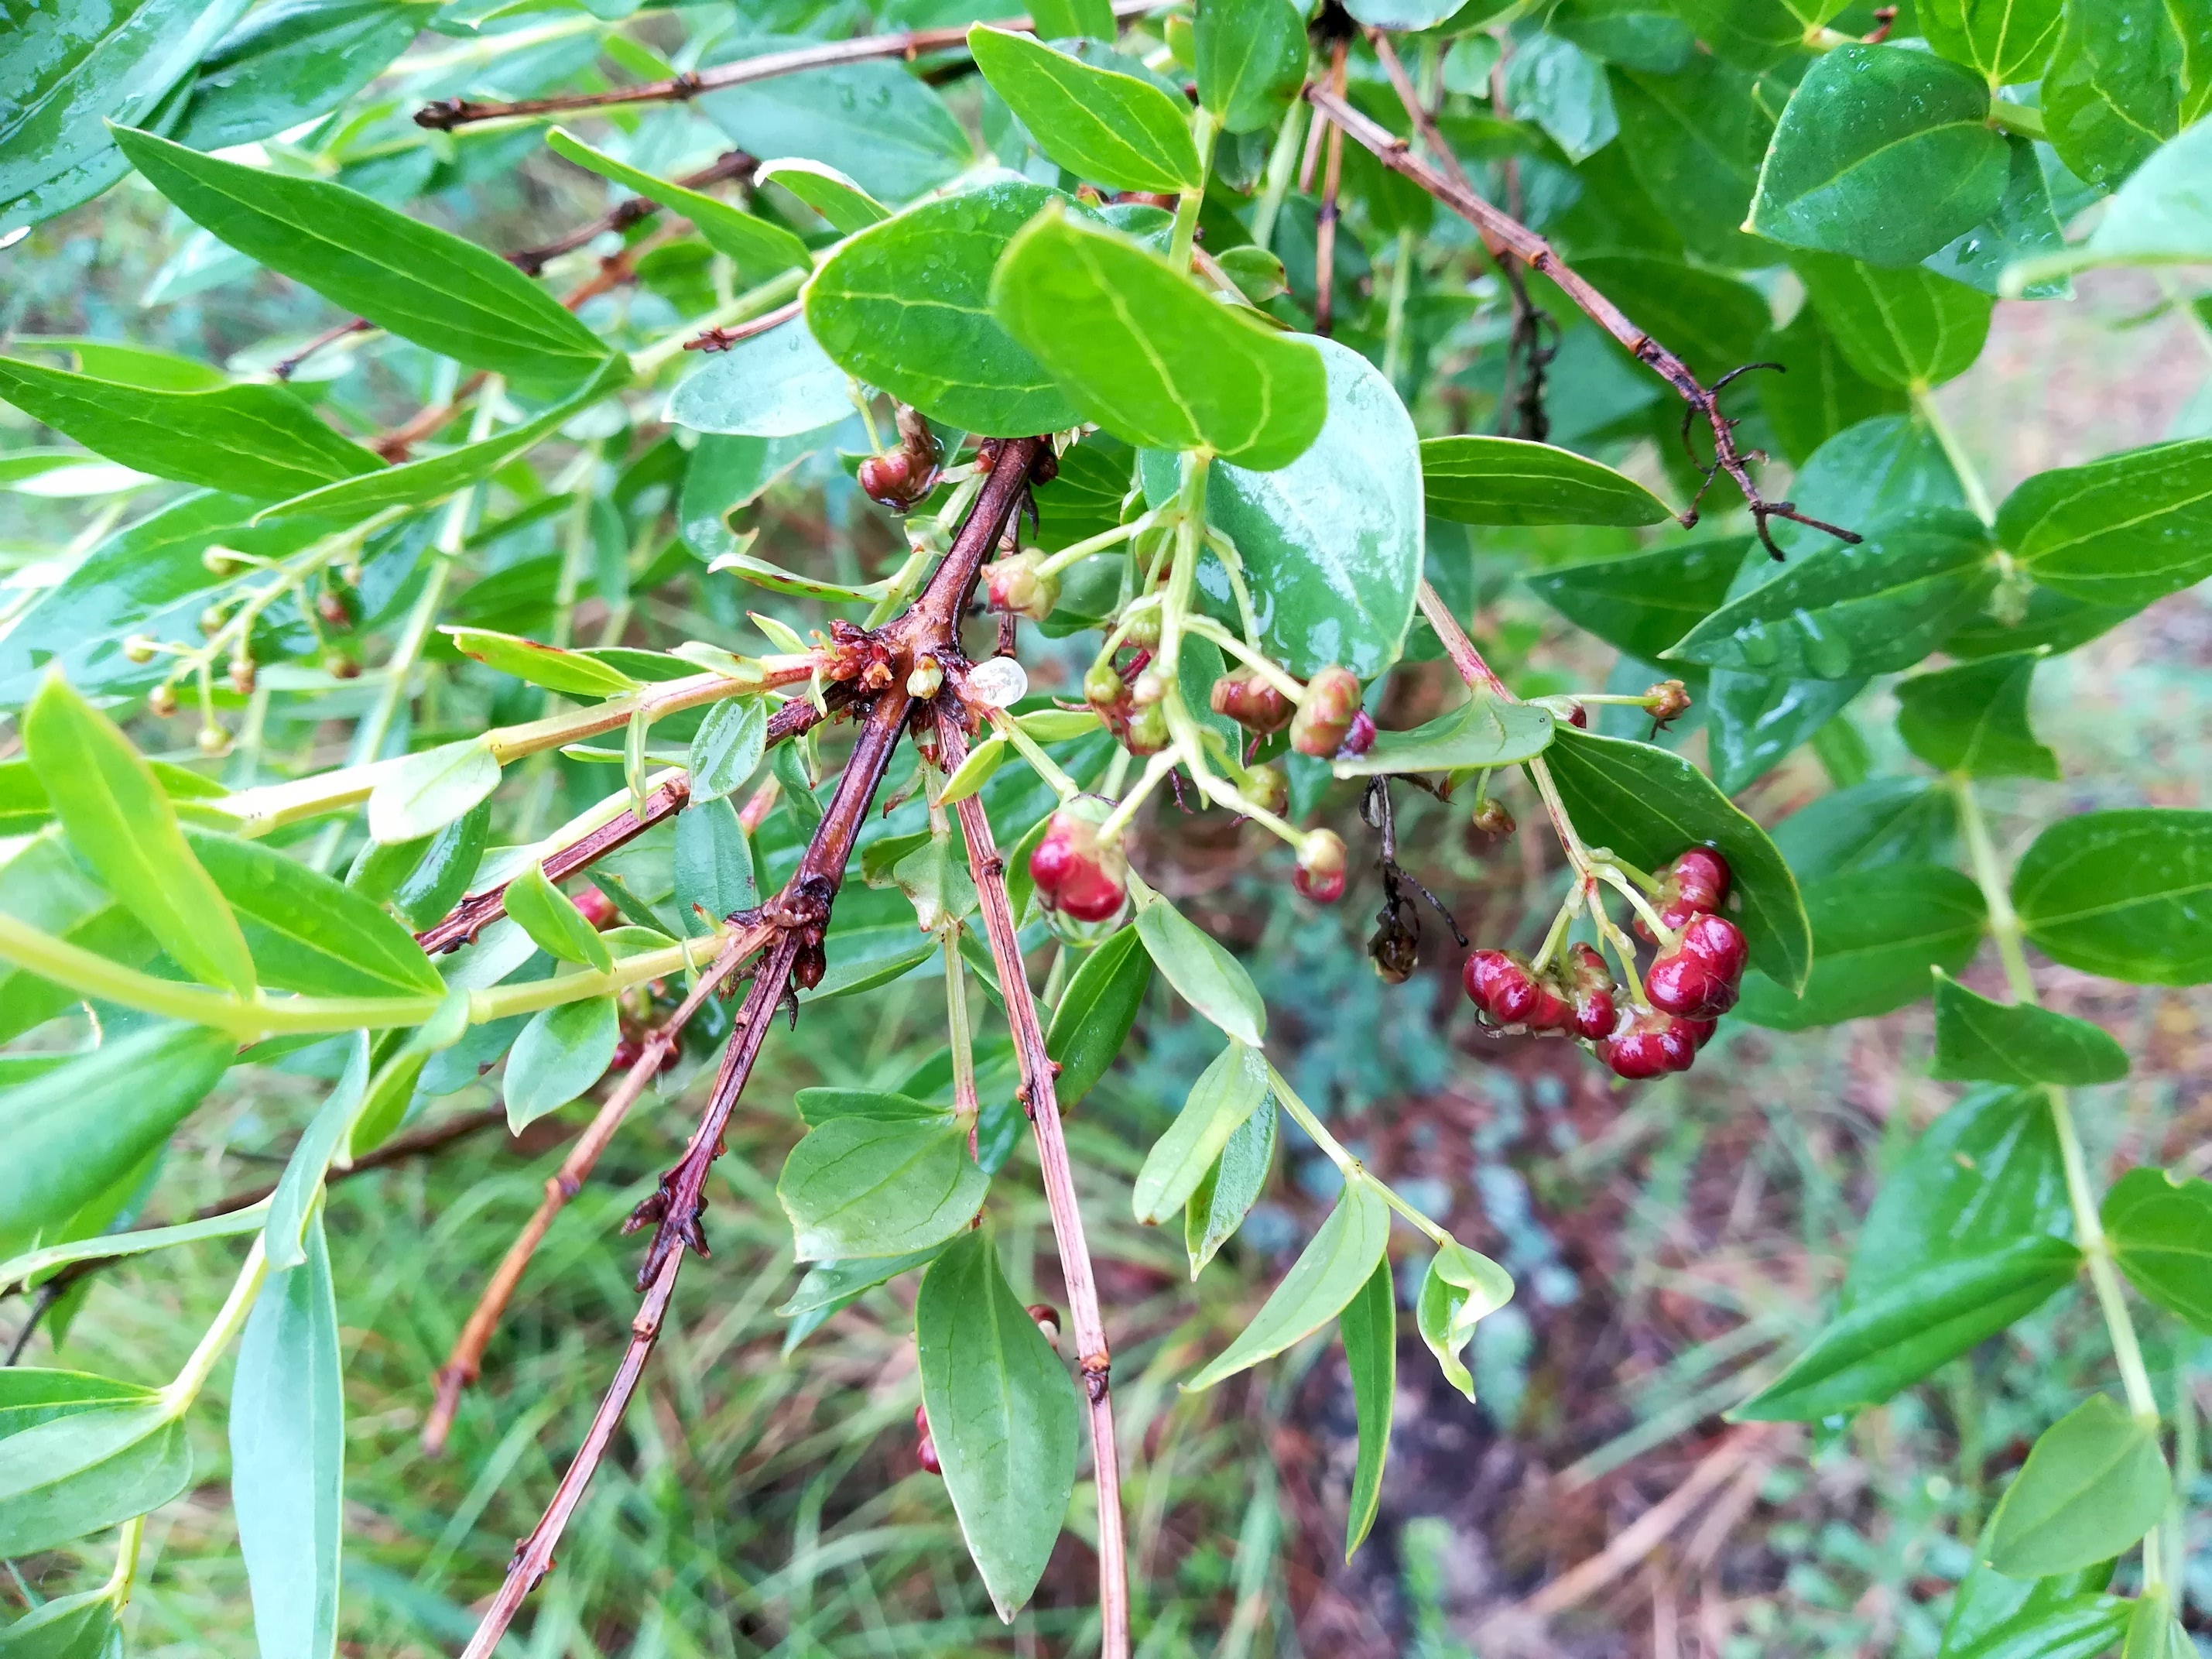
367 739 502 846
0 0 248 233
1142 336 1423 677
0 1207 271 1292
1757 303 1910 465
915 1230 1080 1622
0 1024 231 1259
777 1246 944 1319
1666 507 1997 678
25 673 255 994
1421 434 1674 526
700 46 973 207
0 358 381 499
1540 725 1813 993
753 158 889 234
1134 1041 1269 1224
1772 778 1961 883
188 831 445 998
1735 865 1986 1029
257 355 630 523
1707 673 1865 796
444 627 641 698
993 204 1327 469
1932 972 2130 1085
1923 0 2065 84
172 0 440 152
546 126 809 279
1186 1095 1276 1277
1984 1396 2169 1579
779 1115 989 1261
1341 1256 1395 1559
393 800 491 932
0 832 155 1046
1416 1240 1514 1408
1896 653 2061 780
2005 122 2212 291
2013 808 2212 984
504 862 614 972
1344 0 1478 22
502 996 620 1131
0 1369 157 1445
1330 693 1556 779
1794 254 1995 389
1936 1560 2129 1659
231 1208 343 1659
111 126 610 394
1748 45 2008 267
803 927 935 1003
1769 414 1971 560
1998 437 2212 608
674 797 758 937
805 180 1081 437
2121 1597 2194 1659
1505 33 1619 163
937 736 1008 806
666 317 854 440
1739 1085 2080 1420
0 1585 118 1657
1195 0 1306 132
793 1088 945 1126
1927 135 2073 300
2102 1167 2212 1334
679 430 831 559
1524 537 1746 662
1610 58 1775 266
970 26 1203 192
1184 1177 1392 1390
2042 0 2207 192
1135 893 1266 1046
0 1401 191 1556
1046 925 1155 1109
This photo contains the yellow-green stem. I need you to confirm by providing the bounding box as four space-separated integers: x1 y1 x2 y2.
1265 1063 1451 1246
161 1235 269 1412
1912 382 1998 526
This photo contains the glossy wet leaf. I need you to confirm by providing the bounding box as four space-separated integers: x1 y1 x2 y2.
367 739 502 846
502 862 613 972
392 800 491 932
1330 694 1556 779
1768 414 1970 560
1922 0 2064 84
2013 808 2212 984
2005 122 2212 291
1506 32 1618 162
1936 1560 2128 1659
2101 1167 2212 1334
779 1114 988 1261
916 1230 1080 1621
971 26 1201 191
666 317 854 440
112 126 608 395
806 181 1080 437
1524 537 1746 662
1932 972 2130 1086
754 158 888 233
25 673 255 994
445 627 641 698
1707 672 1865 796
1185 1177 1391 1390
1417 1240 1515 1404
1735 865 1985 1029
1541 725 1813 992
673 797 757 939
0 358 381 499
231 1209 342 1659
1739 1085 2079 1419
0 1023 233 1259
1135 893 1265 1046
700 46 974 206
1666 507 1996 679
1984 1395 2169 1579
1133 1040 1268 1224
1757 303 1909 465
1186 1095 1276 1277
1194 0 1306 132
1896 653 2060 780
172 0 439 152
1793 254 1994 389
1611 57 1775 265
1927 135 2072 300
546 127 808 279
188 831 447 997
1749 46 2008 267
0 1401 191 1556
1421 434 1673 526
1133 341 1418 676
1998 437 2212 608
502 996 620 1131
994 205 1327 469
2042 0 2207 191
1341 1257 1395 1558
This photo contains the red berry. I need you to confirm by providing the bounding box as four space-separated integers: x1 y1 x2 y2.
917 1435 941 1476
1293 829 1347 903
1597 1009 1698 1079
573 885 618 930
1673 848 1731 912
914 1403 930 1436
1336 709 1377 759
1462 948 1522 1020
608 1037 643 1076
1564 944 1619 1040
1289 667 1361 757
1680 1017 1717 1051
1209 670 1293 735
1646 951 1724 1018
1029 801 1128 922
1680 911 1748 982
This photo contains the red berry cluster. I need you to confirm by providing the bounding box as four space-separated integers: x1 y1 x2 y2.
1462 848 1748 1080
1029 799 1128 923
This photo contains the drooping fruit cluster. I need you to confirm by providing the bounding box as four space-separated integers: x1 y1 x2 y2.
1028 797 1128 923
1463 848 1748 1081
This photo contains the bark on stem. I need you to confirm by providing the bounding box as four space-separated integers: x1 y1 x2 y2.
938 711 1130 1659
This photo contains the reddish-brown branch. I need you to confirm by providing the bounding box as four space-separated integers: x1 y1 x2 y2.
1313 40 1349 338
419 925 769 1455
413 2 1163 131
939 711 1129 1659
1416 581 1511 700
1305 84 1861 557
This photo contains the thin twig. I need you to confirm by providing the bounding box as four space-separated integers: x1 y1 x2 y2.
1313 39 1348 337
940 711 1130 1659
413 1 1166 130
512 150 756 276
419 926 767 1455
275 318 374 381
1305 84 1861 557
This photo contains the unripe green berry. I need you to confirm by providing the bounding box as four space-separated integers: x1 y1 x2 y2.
1084 663 1125 708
